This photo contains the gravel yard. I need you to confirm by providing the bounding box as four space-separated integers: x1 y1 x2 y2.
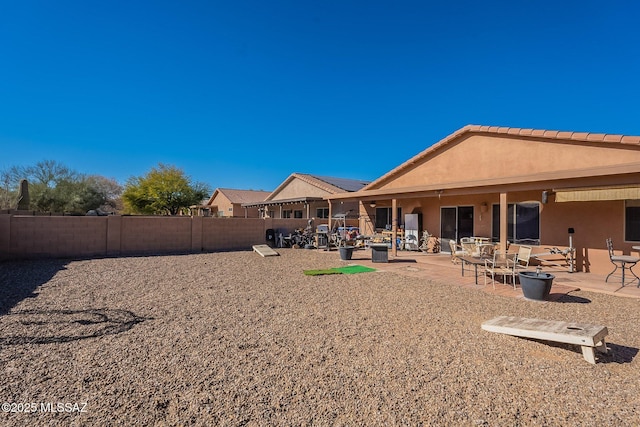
0 249 639 426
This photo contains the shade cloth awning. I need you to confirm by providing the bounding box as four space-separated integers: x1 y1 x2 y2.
555 186 640 202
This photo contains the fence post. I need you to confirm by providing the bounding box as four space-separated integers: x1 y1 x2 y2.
191 216 203 252
0 214 10 259
106 216 122 257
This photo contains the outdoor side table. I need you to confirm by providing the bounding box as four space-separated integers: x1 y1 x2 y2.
370 244 389 263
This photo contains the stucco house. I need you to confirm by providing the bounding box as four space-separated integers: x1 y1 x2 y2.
326 125 640 276
206 188 271 218
242 173 369 224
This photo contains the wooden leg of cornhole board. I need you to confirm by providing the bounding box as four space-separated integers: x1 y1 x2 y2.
581 339 608 364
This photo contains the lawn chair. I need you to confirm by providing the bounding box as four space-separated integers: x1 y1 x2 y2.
512 245 532 274
484 250 518 289
460 237 480 257
448 239 467 264
606 238 640 287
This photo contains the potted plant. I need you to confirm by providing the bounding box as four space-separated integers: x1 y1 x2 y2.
338 230 355 260
519 267 555 301
339 244 355 260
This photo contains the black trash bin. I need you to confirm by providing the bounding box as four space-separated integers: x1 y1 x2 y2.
265 228 276 247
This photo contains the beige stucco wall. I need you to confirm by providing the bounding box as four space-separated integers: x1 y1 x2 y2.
210 193 262 218
378 134 640 190
271 179 329 199
210 193 233 217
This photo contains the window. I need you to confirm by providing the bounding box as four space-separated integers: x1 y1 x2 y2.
625 200 640 241
294 210 303 218
375 207 403 230
283 210 292 218
316 207 329 219
492 202 540 244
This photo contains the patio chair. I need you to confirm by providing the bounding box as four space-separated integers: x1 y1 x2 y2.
512 245 532 273
448 239 467 264
460 237 480 257
478 242 496 258
605 238 640 287
484 250 519 290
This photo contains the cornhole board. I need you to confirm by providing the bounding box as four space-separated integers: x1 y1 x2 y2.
481 316 608 364
252 244 279 257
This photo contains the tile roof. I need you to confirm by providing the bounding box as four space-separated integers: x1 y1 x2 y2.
467 125 640 144
210 188 270 204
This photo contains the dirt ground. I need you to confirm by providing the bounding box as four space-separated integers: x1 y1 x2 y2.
0 249 639 426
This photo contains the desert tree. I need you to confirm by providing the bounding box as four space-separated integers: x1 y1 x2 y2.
122 163 210 215
0 160 122 214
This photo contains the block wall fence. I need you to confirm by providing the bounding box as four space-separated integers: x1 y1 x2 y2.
0 214 312 260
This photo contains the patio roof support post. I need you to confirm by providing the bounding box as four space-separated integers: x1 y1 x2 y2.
500 192 508 254
392 198 398 257
328 200 332 234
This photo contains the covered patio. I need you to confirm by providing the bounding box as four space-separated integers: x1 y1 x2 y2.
325 125 640 278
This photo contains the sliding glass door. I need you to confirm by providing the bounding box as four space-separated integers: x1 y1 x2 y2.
441 206 474 252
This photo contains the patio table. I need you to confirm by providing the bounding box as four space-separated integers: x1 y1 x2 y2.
460 254 516 285
459 256 490 285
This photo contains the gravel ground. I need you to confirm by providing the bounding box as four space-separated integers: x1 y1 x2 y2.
0 249 639 426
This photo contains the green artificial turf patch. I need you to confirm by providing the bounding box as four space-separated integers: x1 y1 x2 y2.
303 265 376 276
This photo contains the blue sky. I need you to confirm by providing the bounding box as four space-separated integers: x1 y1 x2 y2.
1 1 639 192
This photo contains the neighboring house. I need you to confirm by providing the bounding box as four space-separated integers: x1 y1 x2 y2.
206 188 271 218
326 124 640 275
242 173 369 223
